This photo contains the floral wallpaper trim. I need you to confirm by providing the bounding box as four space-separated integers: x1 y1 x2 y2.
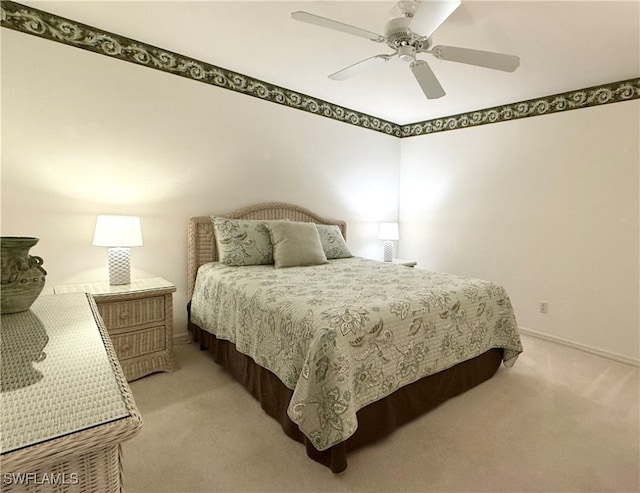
2 1 638 139
401 78 640 137
0 1 401 137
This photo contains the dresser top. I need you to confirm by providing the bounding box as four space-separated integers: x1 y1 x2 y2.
54 277 175 297
1 293 136 455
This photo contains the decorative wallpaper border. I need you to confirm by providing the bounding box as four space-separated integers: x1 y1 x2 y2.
0 1 401 137
401 78 640 137
2 0 639 139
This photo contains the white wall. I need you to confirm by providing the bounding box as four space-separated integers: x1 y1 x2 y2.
1 30 400 335
399 102 640 363
3 26 637 364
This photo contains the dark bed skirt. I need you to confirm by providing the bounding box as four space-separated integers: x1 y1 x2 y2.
188 319 502 473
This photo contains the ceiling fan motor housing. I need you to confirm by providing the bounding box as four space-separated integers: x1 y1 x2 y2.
385 17 412 44
384 16 428 57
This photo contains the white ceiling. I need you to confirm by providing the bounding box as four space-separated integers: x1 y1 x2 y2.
22 0 640 124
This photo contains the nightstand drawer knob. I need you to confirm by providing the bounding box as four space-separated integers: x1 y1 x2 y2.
119 312 129 320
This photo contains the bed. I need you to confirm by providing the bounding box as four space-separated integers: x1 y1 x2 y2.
187 202 522 473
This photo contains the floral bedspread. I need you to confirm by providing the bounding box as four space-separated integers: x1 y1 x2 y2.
190 257 522 451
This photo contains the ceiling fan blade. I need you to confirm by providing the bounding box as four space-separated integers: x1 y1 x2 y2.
431 45 520 72
409 0 461 38
329 54 393 81
291 11 385 43
410 60 445 99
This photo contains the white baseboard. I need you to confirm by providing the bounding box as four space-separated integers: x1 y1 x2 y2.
519 326 639 367
173 332 192 345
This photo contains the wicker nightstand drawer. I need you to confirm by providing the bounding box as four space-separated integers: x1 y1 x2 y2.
111 325 166 360
97 296 165 329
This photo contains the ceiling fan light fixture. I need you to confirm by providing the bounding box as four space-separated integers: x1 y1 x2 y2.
398 45 416 62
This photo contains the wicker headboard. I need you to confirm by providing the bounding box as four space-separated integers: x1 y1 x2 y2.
187 202 347 300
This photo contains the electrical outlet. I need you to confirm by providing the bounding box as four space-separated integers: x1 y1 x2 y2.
539 301 548 314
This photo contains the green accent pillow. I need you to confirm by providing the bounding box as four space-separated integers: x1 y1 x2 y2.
211 217 273 266
266 221 328 268
315 224 352 259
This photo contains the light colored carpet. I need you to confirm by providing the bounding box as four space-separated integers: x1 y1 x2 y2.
122 335 639 492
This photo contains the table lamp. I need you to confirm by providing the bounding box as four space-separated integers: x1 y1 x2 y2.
378 222 399 262
92 215 143 285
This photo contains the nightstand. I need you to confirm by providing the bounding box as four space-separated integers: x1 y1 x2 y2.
392 259 417 267
54 278 177 381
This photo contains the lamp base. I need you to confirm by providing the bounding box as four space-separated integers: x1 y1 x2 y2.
383 241 393 262
107 247 131 285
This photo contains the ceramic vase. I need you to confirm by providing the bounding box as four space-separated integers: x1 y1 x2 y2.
1 237 47 314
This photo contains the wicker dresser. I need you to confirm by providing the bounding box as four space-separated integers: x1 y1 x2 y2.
54 278 177 381
0 293 142 493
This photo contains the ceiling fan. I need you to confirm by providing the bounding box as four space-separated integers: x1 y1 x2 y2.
291 0 520 100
